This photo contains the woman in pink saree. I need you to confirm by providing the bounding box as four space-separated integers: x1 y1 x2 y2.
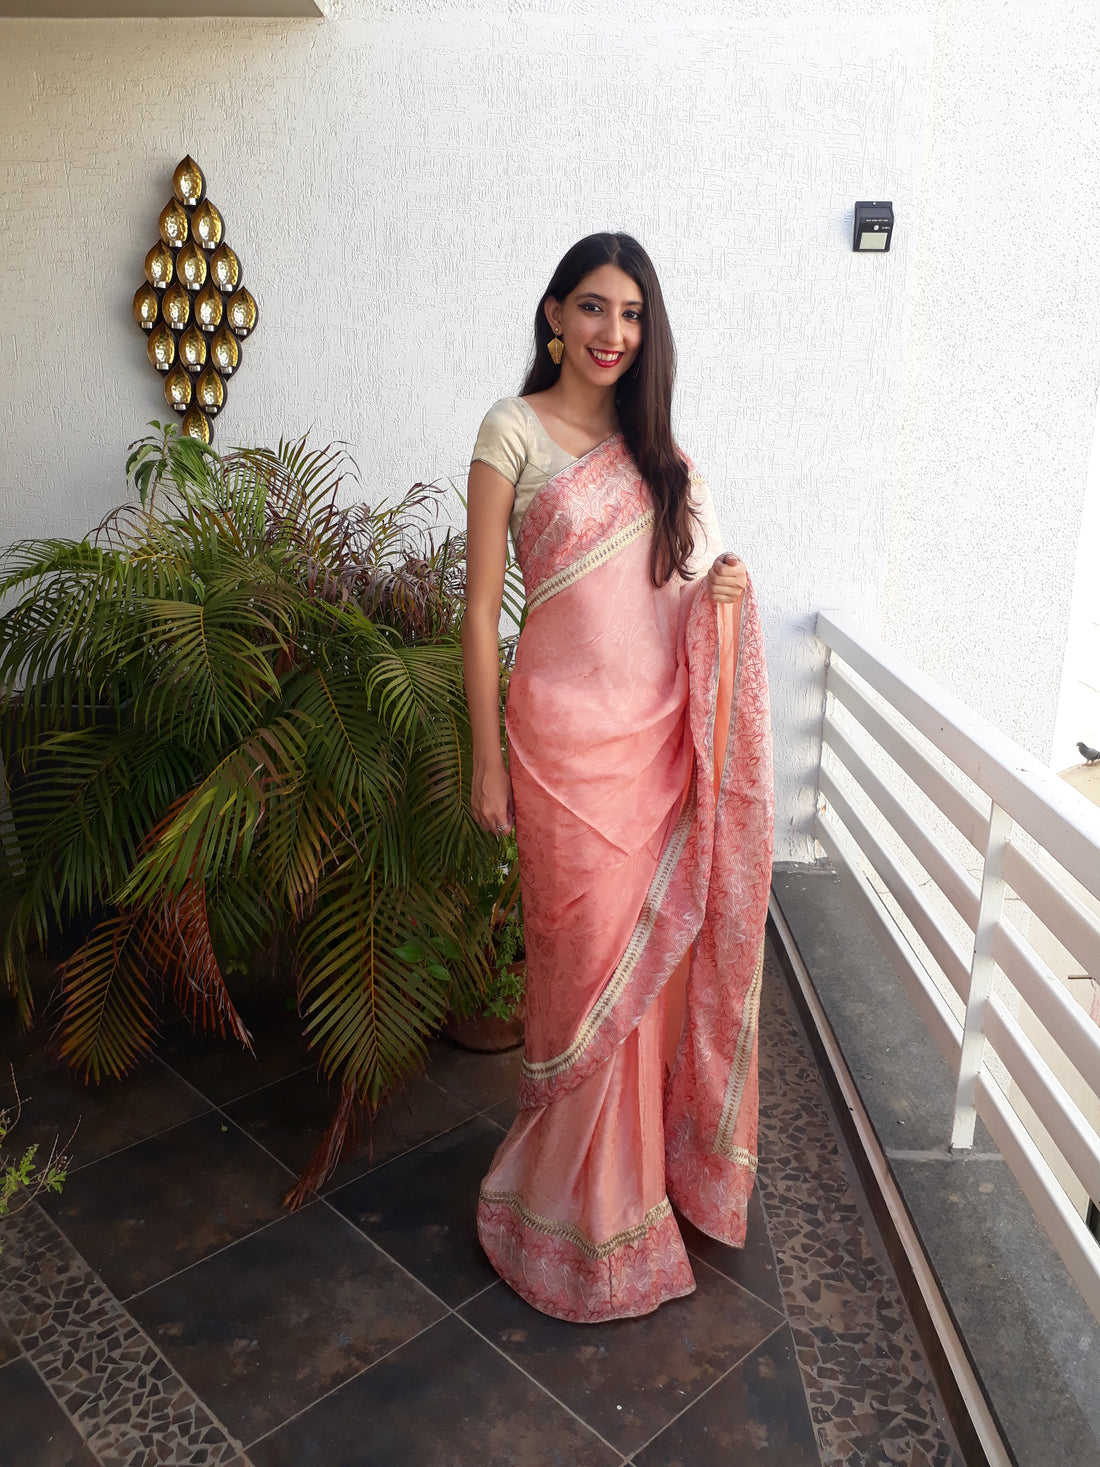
462 234 773 1324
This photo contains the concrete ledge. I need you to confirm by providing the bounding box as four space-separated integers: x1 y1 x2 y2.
770 864 1099 1467
0 3 328 16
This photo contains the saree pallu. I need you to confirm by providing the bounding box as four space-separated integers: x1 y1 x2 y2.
477 434 773 1323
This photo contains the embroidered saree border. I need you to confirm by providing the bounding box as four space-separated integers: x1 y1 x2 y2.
520 774 697 1083
713 940 765 1161
526 509 654 611
477 1192 697 1323
478 1189 673 1261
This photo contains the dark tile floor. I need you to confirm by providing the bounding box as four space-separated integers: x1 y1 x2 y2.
0 945 962 1467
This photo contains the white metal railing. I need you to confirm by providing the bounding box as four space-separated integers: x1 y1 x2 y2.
814 609 1100 1321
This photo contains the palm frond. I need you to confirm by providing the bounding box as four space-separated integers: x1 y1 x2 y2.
58 911 156 1081
143 883 253 1049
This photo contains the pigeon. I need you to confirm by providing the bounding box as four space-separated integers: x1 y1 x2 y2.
1078 741 1100 764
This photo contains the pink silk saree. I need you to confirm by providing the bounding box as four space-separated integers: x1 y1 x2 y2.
477 434 773 1323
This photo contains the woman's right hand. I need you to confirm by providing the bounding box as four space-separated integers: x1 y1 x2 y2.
471 758 514 836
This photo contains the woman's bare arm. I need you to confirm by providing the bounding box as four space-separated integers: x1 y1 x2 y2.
462 459 516 833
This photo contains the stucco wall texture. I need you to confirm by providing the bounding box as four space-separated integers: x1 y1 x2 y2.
9 3 1088 865
885 0 1100 767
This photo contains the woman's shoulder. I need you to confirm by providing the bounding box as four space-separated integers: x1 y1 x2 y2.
471 397 531 485
477 396 527 432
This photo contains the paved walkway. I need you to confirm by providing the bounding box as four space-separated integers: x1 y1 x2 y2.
0 946 961 1466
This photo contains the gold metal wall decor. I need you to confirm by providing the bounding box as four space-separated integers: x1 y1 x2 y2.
133 155 258 442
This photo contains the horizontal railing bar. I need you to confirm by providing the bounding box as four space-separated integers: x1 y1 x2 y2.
821 796 1100 1321
817 610 1100 904
816 803 964 1061
983 998 1100 1206
826 661 989 851
819 765 972 1002
823 716 981 934
990 918 1100 1093
1002 842 1100 983
976 1071 1100 1323
825 687 1100 1089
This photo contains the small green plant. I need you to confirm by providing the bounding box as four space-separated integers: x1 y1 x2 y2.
0 1073 70 1249
124 418 220 511
477 832 525 1021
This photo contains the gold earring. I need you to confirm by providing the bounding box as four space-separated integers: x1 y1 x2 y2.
547 332 564 365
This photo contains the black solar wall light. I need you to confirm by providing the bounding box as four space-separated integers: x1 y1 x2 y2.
853 201 894 251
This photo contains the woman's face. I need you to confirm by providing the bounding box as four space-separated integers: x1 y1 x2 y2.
546 264 644 387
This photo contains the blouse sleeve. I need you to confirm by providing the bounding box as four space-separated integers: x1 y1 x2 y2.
470 398 528 487
684 469 725 580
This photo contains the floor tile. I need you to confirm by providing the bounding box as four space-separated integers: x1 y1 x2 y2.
0 1060 210 1175
459 1260 782 1456
483 1096 518 1130
757 958 963 1467
40 1109 290 1298
1 1204 246 1467
159 997 314 1106
249 1313 621 1467
675 1186 783 1312
130 1201 446 1446
631 1323 818 1465
426 1037 524 1112
0 991 59 1081
329 1114 502 1306
225 1067 476 1192
0 1356 98 1466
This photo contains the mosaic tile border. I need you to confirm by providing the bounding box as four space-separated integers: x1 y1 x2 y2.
756 949 961 1467
0 1203 250 1467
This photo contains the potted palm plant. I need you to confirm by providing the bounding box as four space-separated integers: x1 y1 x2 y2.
0 424 524 1205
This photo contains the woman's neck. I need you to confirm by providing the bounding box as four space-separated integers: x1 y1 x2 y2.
537 367 619 436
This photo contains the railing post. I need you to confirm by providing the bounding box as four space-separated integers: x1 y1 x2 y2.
951 801 1013 1151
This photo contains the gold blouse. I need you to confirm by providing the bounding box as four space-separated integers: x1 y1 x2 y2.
471 397 577 546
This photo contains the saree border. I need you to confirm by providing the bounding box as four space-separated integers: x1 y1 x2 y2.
526 509 654 611
712 939 765 1162
514 428 626 563
520 772 697 1084
478 1189 673 1261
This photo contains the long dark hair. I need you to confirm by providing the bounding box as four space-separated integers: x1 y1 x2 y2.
521 233 697 585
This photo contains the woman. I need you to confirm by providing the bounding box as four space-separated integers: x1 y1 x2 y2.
462 233 773 1323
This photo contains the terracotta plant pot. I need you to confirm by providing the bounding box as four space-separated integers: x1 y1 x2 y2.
443 966 526 1052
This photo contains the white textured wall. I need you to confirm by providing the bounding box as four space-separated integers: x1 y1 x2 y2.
884 0 1100 765
1051 377 1100 772
0 2 934 860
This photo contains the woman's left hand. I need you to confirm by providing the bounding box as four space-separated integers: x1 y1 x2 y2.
707 553 748 604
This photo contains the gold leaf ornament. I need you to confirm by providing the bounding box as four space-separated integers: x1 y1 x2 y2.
173 155 206 208
144 241 174 291
147 321 175 374
210 324 240 376
179 324 208 375
226 287 258 339
191 198 224 252
158 199 190 250
194 279 224 335
195 365 226 416
136 157 256 441
176 240 208 293
133 282 160 332
161 280 191 332
163 363 193 413
210 242 241 294
180 405 212 443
